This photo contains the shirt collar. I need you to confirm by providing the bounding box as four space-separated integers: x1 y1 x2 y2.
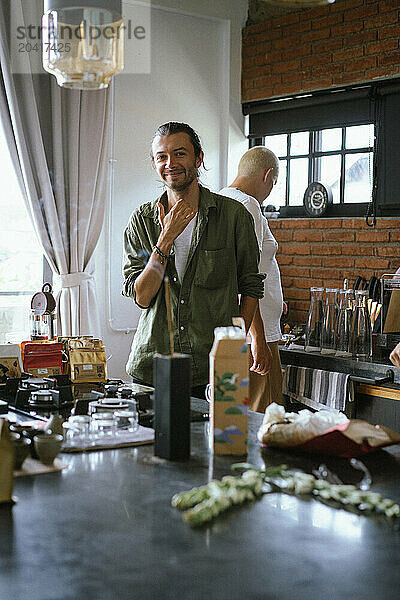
141 185 217 222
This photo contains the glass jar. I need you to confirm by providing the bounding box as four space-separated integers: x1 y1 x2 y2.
349 290 372 360
63 415 90 448
90 411 115 437
113 403 139 435
334 289 353 357
305 287 324 352
321 288 338 355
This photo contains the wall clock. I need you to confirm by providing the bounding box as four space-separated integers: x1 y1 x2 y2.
303 182 333 217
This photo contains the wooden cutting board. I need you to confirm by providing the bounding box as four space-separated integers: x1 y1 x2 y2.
384 289 400 333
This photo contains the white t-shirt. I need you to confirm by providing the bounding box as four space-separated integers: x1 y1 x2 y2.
219 187 283 342
173 216 197 283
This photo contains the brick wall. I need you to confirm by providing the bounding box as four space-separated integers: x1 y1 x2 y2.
268 217 400 326
242 0 400 327
242 0 400 102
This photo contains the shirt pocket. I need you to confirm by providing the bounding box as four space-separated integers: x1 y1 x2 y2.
194 248 228 289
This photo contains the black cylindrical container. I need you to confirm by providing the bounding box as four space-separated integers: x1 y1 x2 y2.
154 354 191 461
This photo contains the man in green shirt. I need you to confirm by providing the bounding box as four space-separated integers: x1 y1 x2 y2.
122 122 264 397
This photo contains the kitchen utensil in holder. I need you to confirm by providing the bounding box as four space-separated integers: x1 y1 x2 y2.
321 288 338 355
305 287 324 352
350 290 372 360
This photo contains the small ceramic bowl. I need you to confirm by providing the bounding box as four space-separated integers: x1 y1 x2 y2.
9 432 31 470
33 433 63 466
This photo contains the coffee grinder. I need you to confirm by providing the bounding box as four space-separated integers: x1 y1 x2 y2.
30 283 56 340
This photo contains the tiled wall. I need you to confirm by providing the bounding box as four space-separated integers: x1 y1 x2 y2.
268 217 400 326
242 0 400 102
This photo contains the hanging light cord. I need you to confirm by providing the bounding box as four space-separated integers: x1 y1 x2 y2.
365 87 382 227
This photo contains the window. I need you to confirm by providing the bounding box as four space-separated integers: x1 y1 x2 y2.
0 122 45 343
243 80 400 217
264 124 374 210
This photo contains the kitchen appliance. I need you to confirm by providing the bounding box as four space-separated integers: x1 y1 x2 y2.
11 375 73 418
30 283 57 340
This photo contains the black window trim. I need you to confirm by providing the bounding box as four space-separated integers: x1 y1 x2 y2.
262 125 374 212
244 79 400 218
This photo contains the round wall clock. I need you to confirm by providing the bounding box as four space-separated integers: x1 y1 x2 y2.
303 182 333 217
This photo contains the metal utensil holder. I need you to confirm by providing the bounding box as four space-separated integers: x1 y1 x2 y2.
374 273 400 354
380 274 400 332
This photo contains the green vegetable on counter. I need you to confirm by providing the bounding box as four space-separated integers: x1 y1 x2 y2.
171 470 264 527
171 463 400 527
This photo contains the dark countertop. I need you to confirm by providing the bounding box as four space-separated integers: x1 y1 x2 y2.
280 345 400 386
2 410 400 600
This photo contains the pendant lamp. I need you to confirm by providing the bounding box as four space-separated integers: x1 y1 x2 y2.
42 0 124 90
262 0 335 5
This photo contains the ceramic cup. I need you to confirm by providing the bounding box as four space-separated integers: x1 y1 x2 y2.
33 433 63 466
9 432 31 470
17 425 47 459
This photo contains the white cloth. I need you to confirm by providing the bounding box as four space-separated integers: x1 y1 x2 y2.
173 216 196 283
219 187 283 342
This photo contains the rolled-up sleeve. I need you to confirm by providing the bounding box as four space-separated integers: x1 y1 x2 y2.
122 215 149 304
235 207 265 299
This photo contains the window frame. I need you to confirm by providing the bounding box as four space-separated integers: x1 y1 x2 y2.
244 80 400 219
0 257 52 295
259 124 374 214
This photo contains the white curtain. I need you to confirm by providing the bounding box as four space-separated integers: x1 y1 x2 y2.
0 0 111 337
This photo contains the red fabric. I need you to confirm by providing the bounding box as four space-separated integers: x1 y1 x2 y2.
262 421 400 458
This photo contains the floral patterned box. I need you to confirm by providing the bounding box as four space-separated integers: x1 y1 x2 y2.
209 329 249 455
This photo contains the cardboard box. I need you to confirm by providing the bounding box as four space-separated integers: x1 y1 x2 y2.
0 344 22 380
209 321 249 455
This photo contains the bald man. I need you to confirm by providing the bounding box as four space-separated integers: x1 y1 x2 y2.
220 146 284 412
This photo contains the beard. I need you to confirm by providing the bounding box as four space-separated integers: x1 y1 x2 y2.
163 164 198 192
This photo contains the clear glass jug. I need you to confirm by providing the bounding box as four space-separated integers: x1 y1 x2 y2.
321 288 338 355
349 290 372 360
334 289 353 357
305 287 324 352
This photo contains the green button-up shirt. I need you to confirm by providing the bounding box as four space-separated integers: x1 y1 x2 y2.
122 185 264 387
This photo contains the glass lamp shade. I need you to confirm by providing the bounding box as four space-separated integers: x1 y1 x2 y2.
262 1 335 5
42 0 124 90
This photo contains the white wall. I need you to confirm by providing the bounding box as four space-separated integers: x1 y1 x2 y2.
96 0 248 380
